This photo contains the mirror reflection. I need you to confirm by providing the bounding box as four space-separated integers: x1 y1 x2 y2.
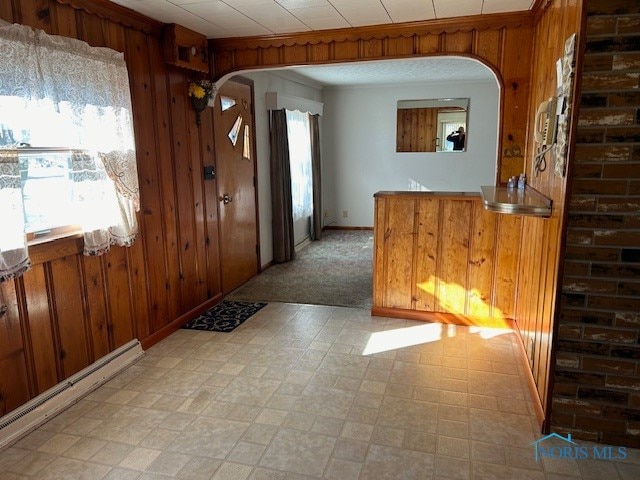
396 98 469 152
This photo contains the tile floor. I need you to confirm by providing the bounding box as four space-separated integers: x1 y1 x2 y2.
0 302 639 479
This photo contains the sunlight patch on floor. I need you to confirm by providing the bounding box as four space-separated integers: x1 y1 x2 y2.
362 323 443 355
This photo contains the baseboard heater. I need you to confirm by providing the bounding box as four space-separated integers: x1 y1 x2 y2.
0 339 144 450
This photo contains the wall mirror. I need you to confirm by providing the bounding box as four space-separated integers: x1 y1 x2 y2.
396 98 469 152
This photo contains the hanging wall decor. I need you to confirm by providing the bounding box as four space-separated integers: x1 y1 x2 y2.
188 80 216 125
554 33 577 177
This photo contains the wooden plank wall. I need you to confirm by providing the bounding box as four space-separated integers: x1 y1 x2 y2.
0 0 223 416
372 194 521 323
210 13 535 183
396 108 438 152
514 0 584 429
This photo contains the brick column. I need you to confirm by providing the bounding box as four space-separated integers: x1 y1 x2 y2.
553 0 640 447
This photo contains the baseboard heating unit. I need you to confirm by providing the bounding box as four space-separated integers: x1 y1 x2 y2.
0 339 144 450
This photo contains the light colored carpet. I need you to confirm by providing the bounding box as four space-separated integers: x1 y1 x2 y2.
227 230 373 309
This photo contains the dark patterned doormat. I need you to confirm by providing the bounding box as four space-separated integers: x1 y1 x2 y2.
181 300 267 333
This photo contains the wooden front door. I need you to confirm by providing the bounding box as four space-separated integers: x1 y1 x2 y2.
213 78 259 294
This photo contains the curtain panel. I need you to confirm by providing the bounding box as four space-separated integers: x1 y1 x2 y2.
0 22 139 280
309 114 322 241
0 150 30 282
269 110 296 263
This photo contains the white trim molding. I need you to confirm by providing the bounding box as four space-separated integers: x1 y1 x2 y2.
265 92 324 116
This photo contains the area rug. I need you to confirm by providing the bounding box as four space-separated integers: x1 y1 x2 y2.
181 300 267 332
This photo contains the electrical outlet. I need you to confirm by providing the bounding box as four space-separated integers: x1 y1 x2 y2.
342 210 348 218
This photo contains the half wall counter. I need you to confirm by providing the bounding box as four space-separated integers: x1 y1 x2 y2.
372 191 522 326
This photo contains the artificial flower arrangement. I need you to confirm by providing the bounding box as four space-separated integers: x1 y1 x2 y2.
188 80 216 125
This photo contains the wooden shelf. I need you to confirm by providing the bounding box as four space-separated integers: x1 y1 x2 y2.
481 185 552 217
163 24 209 73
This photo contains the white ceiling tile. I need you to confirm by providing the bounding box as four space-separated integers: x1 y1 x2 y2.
224 25 275 35
432 0 482 19
111 0 534 38
168 0 223 5
382 0 435 23
287 5 341 20
220 0 274 5
177 1 243 16
481 0 533 14
276 0 330 7
183 6 260 27
297 17 351 29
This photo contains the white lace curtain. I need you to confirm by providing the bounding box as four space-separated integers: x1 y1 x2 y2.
0 21 139 281
285 110 313 220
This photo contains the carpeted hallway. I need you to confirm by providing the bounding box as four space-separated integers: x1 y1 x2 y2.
227 230 374 309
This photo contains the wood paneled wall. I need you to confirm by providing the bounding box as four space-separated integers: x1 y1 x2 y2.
372 193 522 324
0 0 223 416
514 0 584 431
396 108 438 152
210 13 535 183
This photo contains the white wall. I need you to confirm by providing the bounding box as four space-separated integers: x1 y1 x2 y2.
235 71 323 267
321 80 499 227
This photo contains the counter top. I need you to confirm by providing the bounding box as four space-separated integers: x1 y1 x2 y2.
374 191 480 199
480 185 552 217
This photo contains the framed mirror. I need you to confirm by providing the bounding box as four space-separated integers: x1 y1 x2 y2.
396 98 469 152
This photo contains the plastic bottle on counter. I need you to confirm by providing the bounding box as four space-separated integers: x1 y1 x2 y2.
518 173 526 189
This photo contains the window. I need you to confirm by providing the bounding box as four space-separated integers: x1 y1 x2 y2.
0 22 139 282
285 110 313 221
18 149 80 241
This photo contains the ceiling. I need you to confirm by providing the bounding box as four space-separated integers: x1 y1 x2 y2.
110 0 535 39
272 57 495 87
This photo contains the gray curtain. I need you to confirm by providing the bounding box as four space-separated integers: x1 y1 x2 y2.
309 114 322 241
270 109 296 263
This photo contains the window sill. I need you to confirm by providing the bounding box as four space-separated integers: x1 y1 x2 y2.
28 233 84 266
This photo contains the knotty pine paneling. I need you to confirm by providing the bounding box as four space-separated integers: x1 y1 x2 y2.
0 0 223 416
0 279 31 413
515 0 584 430
21 265 58 393
210 12 535 183
373 193 517 322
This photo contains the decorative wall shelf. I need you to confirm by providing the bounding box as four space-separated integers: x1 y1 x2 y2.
481 185 552 217
163 23 209 73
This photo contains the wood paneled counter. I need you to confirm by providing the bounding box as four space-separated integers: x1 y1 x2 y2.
373 191 521 326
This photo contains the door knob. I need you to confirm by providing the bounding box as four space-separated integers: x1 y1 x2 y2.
220 193 233 204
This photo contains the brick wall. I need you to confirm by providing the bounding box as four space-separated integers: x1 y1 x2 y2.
552 0 640 448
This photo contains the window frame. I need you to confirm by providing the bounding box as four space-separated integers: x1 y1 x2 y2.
16 146 83 245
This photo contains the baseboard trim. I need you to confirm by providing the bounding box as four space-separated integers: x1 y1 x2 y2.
141 293 223 350
371 306 515 329
323 226 373 231
512 320 546 431
0 340 143 450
